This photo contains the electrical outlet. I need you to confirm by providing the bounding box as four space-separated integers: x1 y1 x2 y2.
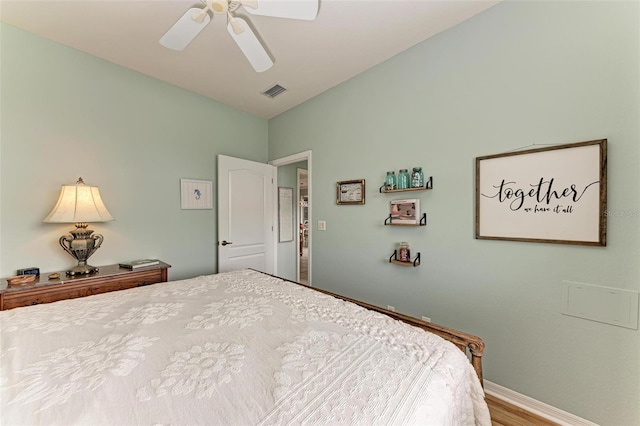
318 220 326 231
421 316 431 322
387 305 395 312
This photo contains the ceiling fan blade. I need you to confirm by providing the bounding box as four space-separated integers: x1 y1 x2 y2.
227 17 273 72
243 0 318 21
160 8 211 51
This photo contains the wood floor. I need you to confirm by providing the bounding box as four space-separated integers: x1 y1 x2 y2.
486 394 560 426
299 246 309 285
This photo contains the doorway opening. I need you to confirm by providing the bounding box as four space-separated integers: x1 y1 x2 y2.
269 150 312 286
297 168 308 284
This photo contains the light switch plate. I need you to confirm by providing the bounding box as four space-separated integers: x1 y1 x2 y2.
318 220 326 231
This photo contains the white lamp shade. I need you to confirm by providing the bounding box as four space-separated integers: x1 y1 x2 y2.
43 181 114 223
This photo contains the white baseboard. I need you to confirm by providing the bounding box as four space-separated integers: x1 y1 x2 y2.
484 381 599 426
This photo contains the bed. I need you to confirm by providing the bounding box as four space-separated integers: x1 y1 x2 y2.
0 269 490 425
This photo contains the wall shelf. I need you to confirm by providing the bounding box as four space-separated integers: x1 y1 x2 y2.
384 213 427 226
379 176 433 193
389 250 420 267
382 174 430 267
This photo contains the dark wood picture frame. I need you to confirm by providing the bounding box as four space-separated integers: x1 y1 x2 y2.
336 179 365 205
475 139 607 246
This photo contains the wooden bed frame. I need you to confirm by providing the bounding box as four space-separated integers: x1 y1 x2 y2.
3 264 485 386
289 280 486 385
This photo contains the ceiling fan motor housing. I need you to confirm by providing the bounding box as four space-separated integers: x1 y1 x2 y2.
211 0 229 14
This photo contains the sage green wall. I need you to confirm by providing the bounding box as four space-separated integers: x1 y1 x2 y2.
0 24 268 280
269 1 639 425
2 1 639 423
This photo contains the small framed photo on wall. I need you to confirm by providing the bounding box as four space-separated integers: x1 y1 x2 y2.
336 179 365 205
181 179 213 210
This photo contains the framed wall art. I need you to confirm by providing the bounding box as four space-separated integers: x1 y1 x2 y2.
181 179 213 210
336 179 365 205
475 139 607 246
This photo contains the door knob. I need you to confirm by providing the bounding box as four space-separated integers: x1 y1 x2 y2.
220 240 233 246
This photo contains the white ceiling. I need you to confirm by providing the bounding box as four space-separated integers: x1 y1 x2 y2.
0 0 500 119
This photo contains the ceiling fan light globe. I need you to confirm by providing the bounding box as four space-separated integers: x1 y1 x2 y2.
229 15 245 34
192 10 208 24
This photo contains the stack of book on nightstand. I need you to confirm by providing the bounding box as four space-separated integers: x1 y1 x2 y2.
118 259 160 269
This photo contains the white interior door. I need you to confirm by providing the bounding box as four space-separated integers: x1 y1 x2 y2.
218 155 276 274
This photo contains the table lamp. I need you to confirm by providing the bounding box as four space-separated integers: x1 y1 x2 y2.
43 177 114 276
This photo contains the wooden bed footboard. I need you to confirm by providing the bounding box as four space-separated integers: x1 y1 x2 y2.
259 271 485 385
317 290 485 385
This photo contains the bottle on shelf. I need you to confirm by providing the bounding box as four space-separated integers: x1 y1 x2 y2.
385 171 397 190
398 242 411 262
411 167 424 188
397 169 410 189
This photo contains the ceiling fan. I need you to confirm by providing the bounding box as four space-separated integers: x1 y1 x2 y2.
160 0 319 73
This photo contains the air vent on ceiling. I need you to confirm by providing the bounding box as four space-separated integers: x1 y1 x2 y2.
261 84 287 99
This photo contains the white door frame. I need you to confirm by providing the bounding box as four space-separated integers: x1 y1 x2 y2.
296 167 308 283
269 150 312 286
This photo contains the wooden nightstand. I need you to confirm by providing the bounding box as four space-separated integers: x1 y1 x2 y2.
0 261 171 311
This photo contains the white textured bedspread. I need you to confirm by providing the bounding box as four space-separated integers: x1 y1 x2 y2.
1 269 490 425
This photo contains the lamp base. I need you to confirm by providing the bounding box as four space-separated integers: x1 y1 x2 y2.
66 264 99 276
59 225 105 277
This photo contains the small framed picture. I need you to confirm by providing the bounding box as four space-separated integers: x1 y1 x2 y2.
337 179 365 205
181 179 213 209
390 199 420 224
